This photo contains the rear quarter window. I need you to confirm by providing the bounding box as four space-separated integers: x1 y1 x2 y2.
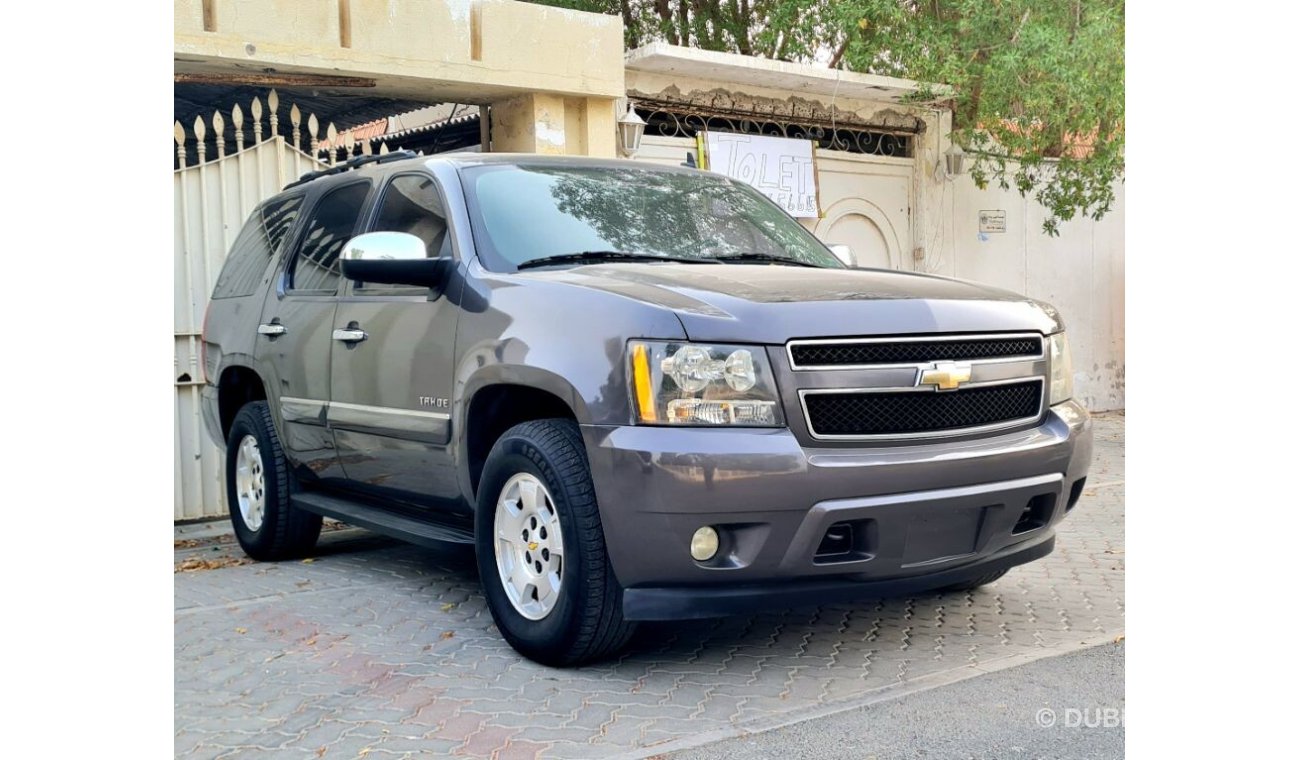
210 195 303 299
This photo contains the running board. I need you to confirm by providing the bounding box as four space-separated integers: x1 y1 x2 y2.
291 492 475 548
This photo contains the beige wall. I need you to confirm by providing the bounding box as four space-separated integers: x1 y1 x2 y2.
911 113 1124 411
176 0 624 101
489 94 617 156
176 0 624 156
938 176 1125 411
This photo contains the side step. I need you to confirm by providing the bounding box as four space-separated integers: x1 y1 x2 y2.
291 492 475 548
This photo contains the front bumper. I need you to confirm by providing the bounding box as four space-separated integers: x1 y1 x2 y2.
581 400 1092 621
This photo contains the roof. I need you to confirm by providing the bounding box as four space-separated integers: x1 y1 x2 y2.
280 152 716 194
378 105 481 144
625 43 951 105
435 153 707 175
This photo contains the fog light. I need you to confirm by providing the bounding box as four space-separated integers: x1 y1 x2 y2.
690 526 719 561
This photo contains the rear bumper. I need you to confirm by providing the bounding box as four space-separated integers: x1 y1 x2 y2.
581 400 1092 620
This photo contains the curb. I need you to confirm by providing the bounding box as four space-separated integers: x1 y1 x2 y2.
618 631 1124 760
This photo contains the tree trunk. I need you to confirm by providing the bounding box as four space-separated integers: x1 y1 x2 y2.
736 0 752 55
654 0 679 44
621 0 640 49
828 37 849 69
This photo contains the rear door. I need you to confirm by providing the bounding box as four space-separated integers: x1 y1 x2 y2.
257 179 373 483
327 172 464 506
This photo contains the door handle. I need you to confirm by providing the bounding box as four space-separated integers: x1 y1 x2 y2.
332 327 368 344
257 323 287 337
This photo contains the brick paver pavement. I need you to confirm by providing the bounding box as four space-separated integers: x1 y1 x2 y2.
175 413 1124 759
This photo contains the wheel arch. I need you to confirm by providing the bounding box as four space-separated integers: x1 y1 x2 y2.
217 365 269 440
460 371 586 500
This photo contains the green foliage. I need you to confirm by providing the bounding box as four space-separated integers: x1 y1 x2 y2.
528 0 1124 235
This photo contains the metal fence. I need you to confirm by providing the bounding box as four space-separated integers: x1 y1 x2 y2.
173 92 333 520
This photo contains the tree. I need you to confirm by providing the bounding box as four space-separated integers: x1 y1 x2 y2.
530 0 1124 234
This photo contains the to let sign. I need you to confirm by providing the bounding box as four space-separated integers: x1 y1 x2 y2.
703 132 819 218
979 210 1007 233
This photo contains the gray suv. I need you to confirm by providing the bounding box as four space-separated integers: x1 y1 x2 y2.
201 151 1092 666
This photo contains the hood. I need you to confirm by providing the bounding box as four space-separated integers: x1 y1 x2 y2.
521 263 1061 343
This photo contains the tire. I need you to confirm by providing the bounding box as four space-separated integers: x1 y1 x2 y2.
225 401 322 561
940 568 1009 593
475 418 636 667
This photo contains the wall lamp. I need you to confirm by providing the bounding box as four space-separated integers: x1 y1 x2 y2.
618 100 647 157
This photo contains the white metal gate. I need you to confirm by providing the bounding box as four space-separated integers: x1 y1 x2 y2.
174 92 391 520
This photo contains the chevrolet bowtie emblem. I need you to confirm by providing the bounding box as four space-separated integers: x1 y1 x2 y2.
918 361 972 391
527 541 539 551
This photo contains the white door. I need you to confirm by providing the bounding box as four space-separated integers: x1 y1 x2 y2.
810 150 912 270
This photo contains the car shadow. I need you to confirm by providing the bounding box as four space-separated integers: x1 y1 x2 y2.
308 525 967 666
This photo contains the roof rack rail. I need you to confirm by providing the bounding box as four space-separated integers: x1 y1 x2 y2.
283 149 420 190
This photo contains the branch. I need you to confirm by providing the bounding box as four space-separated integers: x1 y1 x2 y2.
828 36 850 69
1010 8 1031 45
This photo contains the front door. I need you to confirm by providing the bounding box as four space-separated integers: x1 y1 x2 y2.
328 173 463 507
258 179 373 484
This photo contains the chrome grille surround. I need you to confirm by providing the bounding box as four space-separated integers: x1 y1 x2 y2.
785 333 1049 442
786 332 1044 371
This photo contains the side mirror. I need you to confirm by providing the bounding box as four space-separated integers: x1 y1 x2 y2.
339 232 453 290
828 244 854 266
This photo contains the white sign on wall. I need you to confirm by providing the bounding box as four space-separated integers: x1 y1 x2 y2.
979 210 1007 233
702 132 820 218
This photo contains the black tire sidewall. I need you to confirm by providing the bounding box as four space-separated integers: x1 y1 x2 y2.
225 402 289 558
474 431 593 657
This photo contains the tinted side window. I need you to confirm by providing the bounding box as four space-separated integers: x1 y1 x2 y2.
211 195 303 299
290 182 371 293
371 175 451 258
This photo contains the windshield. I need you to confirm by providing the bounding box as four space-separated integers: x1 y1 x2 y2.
460 164 844 271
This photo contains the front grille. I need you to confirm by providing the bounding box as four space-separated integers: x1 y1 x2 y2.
789 335 1042 368
803 381 1043 438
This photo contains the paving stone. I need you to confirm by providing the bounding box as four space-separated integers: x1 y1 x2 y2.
175 414 1125 758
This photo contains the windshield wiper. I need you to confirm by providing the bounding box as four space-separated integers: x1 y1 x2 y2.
712 252 827 268
516 251 715 270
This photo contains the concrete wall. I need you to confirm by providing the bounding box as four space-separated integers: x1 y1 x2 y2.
915 110 1124 410
176 1 625 156
178 0 624 157
489 94 617 156
176 0 625 100
938 176 1125 411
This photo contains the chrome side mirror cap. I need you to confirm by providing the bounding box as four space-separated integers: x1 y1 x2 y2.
342 231 427 262
339 232 452 292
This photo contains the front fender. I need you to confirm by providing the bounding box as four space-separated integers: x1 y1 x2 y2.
451 261 689 500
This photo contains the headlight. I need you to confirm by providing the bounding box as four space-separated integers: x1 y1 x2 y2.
1048 332 1073 404
628 341 784 426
